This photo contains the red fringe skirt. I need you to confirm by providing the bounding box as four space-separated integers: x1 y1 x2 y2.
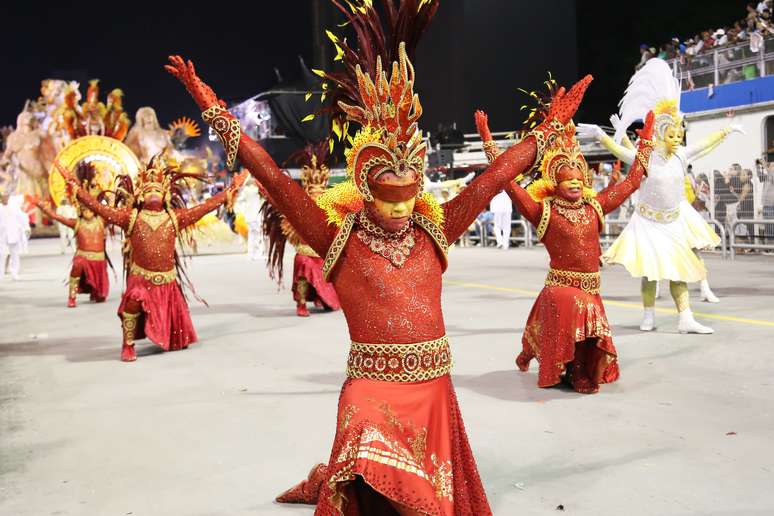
293 254 341 310
117 274 197 351
73 256 109 302
315 375 491 515
520 286 619 388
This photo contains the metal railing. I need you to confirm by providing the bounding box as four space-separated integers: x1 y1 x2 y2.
668 37 774 89
729 219 774 259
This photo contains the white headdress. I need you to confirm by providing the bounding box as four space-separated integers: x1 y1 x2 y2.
613 58 682 143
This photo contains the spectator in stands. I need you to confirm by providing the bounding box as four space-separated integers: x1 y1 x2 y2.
737 168 755 242
636 44 653 70
714 167 736 232
762 162 774 239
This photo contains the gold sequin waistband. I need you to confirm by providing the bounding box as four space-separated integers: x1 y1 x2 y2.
75 250 105 261
347 336 452 383
545 268 601 295
129 263 177 285
637 203 680 223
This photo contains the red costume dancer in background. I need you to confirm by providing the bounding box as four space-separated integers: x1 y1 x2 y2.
35 162 110 307
476 98 655 394
167 1 589 511
56 157 246 362
262 142 341 317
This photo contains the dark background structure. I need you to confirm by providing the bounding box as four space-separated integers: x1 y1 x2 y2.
0 0 751 134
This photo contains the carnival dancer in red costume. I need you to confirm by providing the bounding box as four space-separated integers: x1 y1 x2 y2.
476 94 656 394
262 142 341 317
35 162 110 307
167 1 591 511
55 156 247 362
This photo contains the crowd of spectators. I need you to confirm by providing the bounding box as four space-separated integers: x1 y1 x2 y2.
690 159 774 245
637 1 774 73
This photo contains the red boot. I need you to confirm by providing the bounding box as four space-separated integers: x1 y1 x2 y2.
276 463 327 504
121 312 139 362
121 343 137 362
296 303 310 317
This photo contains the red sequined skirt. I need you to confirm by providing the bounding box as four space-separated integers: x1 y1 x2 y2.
293 254 341 310
313 375 491 515
520 286 619 388
117 274 197 351
73 255 109 301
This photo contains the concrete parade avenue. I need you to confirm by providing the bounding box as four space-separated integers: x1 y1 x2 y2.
1 239 773 516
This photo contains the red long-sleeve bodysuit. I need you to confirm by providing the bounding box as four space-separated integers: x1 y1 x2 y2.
75 190 232 350
231 127 537 515
506 162 646 389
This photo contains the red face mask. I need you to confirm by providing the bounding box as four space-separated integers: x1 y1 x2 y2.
555 166 585 202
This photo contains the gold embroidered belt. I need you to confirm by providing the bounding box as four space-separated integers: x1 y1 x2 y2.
346 336 452 383
545 268 601 295
75 249 105 261
637 203 680 223
129 263 177 285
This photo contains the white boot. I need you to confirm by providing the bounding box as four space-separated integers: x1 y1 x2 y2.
678 308 714 334
639 307 656 331
700 279 720 303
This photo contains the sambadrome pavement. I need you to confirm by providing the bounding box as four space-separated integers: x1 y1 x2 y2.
1 238 773 516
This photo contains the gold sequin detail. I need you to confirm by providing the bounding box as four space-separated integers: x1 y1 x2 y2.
545 268 601 295
129 263 177 285
202 104 241 168
346 336 452 383
322 212 356 280
637 202 680 223
75 249 105 260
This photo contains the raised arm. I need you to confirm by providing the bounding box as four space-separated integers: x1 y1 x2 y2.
165 56 334 257
577 123 635 164
470 111 542 226
684 125 742 162
55 163 131 229
442 75 593 242
506 181 543 227
175 171 247 228
35 199 76 228
596 111 655 214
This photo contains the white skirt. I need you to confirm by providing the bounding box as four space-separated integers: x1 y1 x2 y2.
603 201 720 283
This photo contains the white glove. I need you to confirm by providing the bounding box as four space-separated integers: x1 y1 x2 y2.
727 124 745 135
576 123 605 140
609 114 622 130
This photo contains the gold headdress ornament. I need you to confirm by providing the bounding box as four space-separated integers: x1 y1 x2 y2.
526 122 595 202
135 154 180 197
307 0 441 227
300 154 331 192
653 98 683 140
316 42 442 227
340 41 426 202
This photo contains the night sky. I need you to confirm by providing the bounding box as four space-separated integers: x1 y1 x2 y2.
0 0 752 133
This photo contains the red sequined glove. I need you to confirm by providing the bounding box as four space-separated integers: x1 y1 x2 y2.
634 111 655 175
475 110 501 163
165 55 224 111
528 75 594 168
166 55 241 168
